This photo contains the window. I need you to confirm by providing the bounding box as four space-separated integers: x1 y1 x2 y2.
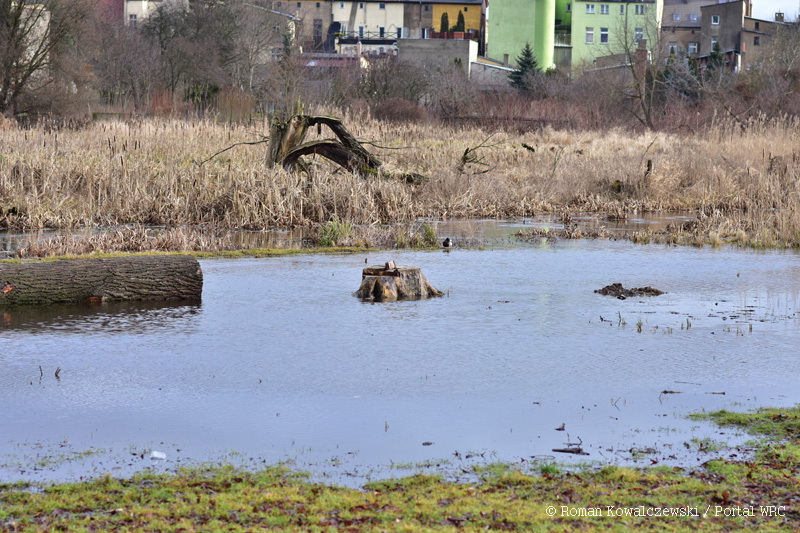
711 15 720 25
668 42 678 54
316 2 320 6
585 4 595 14
379 26 385 37
585 26 594 44
689 13 697 21
397 27 402 38
600 27 608 43
711 36 718 48
634 27 643 42
566 3 571 12
358 25 364 38
688 41 698 54
379 2 385 8
600 4 609 14
672 12 680 21
128 14 137 27
635 4 645 15
754 22 760 30
754 36 760 46
339 2 345 8
340 22 347 33
464 6 468 11
619 5 624 14
424 4 429 11
297 2 301 7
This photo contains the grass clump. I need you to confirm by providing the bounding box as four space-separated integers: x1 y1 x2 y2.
318 217 354 247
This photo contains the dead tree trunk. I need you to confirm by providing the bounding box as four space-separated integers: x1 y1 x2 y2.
0 255 203 307
267 113 382 177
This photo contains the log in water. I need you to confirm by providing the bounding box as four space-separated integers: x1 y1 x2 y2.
0 255 203 306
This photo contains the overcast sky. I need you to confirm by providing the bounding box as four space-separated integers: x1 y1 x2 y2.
752 0 799 21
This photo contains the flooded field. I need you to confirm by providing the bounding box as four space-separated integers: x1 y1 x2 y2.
2 232 799 486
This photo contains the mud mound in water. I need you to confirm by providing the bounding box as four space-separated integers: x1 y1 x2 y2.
595 283 665 299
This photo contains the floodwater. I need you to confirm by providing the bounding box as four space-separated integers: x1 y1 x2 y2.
2 230 800 486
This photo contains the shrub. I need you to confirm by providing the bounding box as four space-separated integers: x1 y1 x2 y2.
373 98 428 123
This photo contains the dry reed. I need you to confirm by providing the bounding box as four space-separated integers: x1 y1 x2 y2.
1 114 798 246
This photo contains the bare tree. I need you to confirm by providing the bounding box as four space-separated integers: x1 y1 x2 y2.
93 25 160 111
1 0 95 116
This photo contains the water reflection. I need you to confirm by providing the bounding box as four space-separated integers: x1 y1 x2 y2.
0 213 694 257
0 300 201 336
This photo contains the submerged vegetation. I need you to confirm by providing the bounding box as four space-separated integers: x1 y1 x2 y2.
1 114 799 252
2 405 800 531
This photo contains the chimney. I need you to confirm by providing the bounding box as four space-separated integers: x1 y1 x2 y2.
503 53 509 67
634 39 648 88
775 12 785 22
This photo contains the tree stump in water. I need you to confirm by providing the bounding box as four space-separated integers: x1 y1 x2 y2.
0 255 203 307
355 260 442 302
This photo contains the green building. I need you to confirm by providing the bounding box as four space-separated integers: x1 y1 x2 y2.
570 0 663 71
489 0 663 73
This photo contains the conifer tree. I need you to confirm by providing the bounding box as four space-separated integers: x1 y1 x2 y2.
707 41 725 72
440 12 450 33
452 11 466 32
508 42 539 94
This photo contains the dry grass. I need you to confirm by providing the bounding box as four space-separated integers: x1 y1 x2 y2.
1 114 798 246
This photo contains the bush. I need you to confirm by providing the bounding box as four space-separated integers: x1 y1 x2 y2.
373 98 429 123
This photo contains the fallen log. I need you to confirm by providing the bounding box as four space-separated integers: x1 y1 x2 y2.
0 255 203 307
355 260 442 302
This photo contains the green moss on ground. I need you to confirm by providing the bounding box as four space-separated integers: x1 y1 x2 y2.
3 407 800 531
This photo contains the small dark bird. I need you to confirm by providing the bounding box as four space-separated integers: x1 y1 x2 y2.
442 237 452 248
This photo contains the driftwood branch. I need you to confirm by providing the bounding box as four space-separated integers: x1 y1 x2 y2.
268 114 383 178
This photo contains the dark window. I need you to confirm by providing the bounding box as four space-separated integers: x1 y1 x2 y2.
754 36 760 45
755 22 760 30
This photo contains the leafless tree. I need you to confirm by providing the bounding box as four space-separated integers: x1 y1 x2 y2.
1 0 96 116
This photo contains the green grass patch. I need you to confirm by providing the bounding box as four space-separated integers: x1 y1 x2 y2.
3 408 800 531
689 406 800 440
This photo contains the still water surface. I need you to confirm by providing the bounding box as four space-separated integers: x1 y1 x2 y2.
2 238 799 485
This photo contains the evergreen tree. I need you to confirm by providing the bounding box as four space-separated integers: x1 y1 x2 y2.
508 42 539 94
452 11 466 32
707 41 725 72
440 12 450 33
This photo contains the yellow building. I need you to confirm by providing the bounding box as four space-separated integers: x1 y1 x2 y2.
431 0 482 35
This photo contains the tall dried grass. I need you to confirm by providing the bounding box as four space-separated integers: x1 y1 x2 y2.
1 114 798 245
